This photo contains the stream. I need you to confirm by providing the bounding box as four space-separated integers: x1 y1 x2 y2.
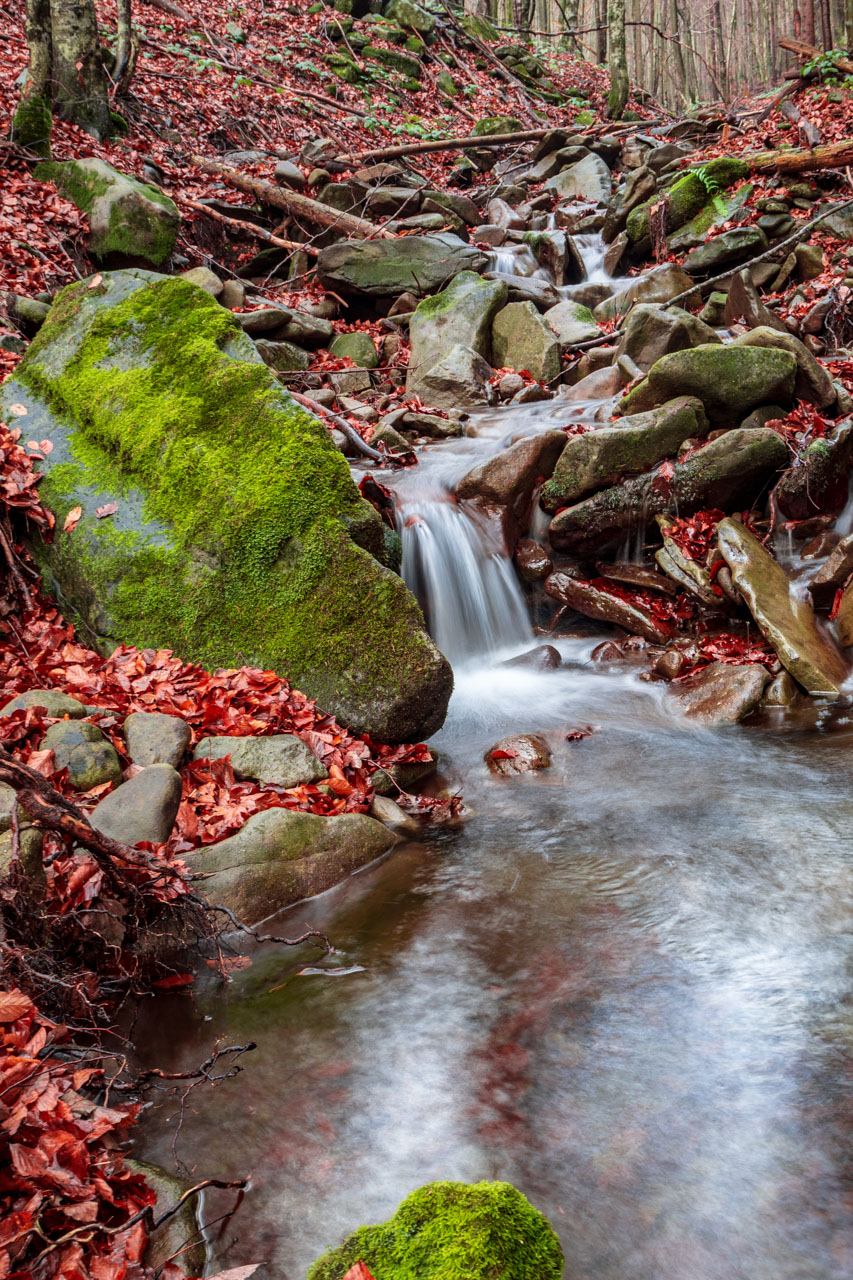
134 240 853 1279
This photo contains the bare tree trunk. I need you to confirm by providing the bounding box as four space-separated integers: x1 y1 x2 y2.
115 0 133 80
596 0 608 60
11 0 53 152
819 0 833 43
802 0 817 43
606 0 630 115
48 0 112 137
846 0 853 47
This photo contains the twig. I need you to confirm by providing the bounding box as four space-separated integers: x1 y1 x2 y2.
289 390 385 462
181 198 319 255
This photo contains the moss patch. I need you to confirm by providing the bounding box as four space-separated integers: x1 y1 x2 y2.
12 272 452 740
12 93 52 157
307 1181 564 1280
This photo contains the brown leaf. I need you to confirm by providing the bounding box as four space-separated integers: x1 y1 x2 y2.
95 502 118 519
0 990 34 1023
63 505 83 533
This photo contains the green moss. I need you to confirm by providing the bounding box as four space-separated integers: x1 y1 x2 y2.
626 172 708 245
307 1181 564 1280
12 93 52 157
473 115 523 136
13 275 452 737
34 160 111 210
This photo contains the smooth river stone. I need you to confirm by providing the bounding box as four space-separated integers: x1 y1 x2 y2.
670 661 770 724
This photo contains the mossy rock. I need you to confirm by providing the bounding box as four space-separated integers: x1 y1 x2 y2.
473 115 523 136
307 1180 564 1280
11 92 52 158
384 0 435 34
364 44 422 77
34 158 178 268
5 270 452 742
626 158 749 248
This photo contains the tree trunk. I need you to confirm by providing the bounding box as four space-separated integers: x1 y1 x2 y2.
802 0 817 43
819 0 833 45
115 0 133 80
606 0 630 117
48 0 112 138
847 0 853 48
23 0 52 96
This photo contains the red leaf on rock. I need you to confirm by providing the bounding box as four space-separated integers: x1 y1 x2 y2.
95 502 118 519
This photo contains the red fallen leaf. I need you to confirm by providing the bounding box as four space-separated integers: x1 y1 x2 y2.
830 586 845 620
342 1265 377 1280
63 504 83 532
151 972 195 989
95 502 118 519
490 748 518 760
0 990 33 1022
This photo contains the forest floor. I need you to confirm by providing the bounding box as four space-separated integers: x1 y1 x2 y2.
3 0 853 1274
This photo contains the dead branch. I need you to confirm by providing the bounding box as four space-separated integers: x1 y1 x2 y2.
181 198 319 255
745 138 853 175
333 126 553 167
778 36 853 77
189 156 394 240
289 390 385 463
0 515 32 610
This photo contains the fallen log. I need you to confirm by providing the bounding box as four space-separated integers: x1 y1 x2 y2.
182 198 319 255
779 36 853 77
745 138 853 175
334 126 553 167
189 156 394 239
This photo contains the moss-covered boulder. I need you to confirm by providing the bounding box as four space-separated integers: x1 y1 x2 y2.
492 301 561 383
34 158 179 268
626 158 749 248
307 1180 564 1280
384 0 435 34
406 271 507 400
473 116 523 136
3 270 452 741
619 344 797 426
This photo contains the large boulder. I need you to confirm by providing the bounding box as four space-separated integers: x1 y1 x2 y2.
190 807 398 923
614 304 720 373
540 397 708 511
682 226 768 274
416 343 493 409
457 430 566 526
545 153 612 204
34 158 179 269
544 299 600 345
4 270 451 742
593 264 696 321
774 420 853 520
406 271 506 400
732 326 836 409
626 159 749 248
549 428 788 553
491 301 561 382
718 517 848 695
307 1181 563 1280
317 234 486 298
618 344 797 426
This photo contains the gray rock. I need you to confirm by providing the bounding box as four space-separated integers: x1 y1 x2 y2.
522 145 590 184
544 299 600 345
483 271 559 311
277 312 335 347
487 197 526 230
193 734 327 787
406 271 507 401
540 397 708 510
1 689 87 719
683 226 768 274
221 279 245 310
329 331 378 367
594 264 696 321
724 270 788 333
670 661 770 724
180 266 223 297
808 532 853 608
34 158 178 269
237 306 292 334
0 783 45 887
370 794 420 834
123 711 191 768
274 160 306 190
190 808 398 923
732 326 836 409
718 517 848 695
601 166 657 243
619 344 797 426
40 720 122 791
544 154 612 204
255 338 311 372
416 343 493 409
317 234 487 299
774 420 853 520
90 763 182 846
421 189 480 226
491 301 561 383
614 304 720 373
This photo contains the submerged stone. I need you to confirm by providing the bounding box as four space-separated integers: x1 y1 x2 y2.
4 270 451 742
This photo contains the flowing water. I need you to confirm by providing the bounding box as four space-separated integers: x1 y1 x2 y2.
134 240 853 1279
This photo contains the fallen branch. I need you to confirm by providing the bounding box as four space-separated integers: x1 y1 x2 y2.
744 137 853 175
289 390 385 462
778 35 853 77
334 126 553 167
662 195 853 309
189 156 394 239
182 198 319 256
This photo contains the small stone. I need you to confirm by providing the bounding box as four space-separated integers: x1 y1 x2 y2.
1 689 87 719
123 712 191 768
40 720 122 791
329 331 378 368
90 764 182 846
180 266 223 298
193 734 328 788
502 645 561 670
370 794 420 834
220 279 245 310
763 671 798 706
485 734 552 775
671 661 769 723
274 160 306 190
499 373 525 398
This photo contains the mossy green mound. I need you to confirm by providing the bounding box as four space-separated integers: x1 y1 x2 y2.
307 1180 564 1280
5 270 452 742
12 92 52 157
626 158 750 247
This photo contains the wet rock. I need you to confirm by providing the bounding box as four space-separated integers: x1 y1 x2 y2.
718 516 848 694
515 538 553 582
619 344 797 426
808 532 853 608
683 226 768 275
406 271 507 401
191 808 398 923
372 749 439 796
193 733 328 788
800 530 841 559
763 670 798 706
483 271 560 311
499 372 526 398
485 734 552 775
122 711 191 768
1 689 87 719
549 429 788 554
545 153 612 204
544 573 673 644
654 525 720 607
237 306 292 334
127 1159 205 1276
491 301 561 383
591 640 625 663
594 264 696 321
317 234 486 299
597 562 678 595
502 644 562 669
651 648 687 680
668 185 755 253
626 161 749 250
522 231 576 287
774 421 853 520
835 581 853 646
417 343 493 409
601 166 657 243
562 366 622 403
472 224 507 246
732 326 836 409
544 299 600 345
670 661 769 724
540 396 708 510
457 430 566 522
370 794 420 834
39 720 122 792
90 764 182 846
614 304 721 373
255 338 311 373
724 269 788 333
